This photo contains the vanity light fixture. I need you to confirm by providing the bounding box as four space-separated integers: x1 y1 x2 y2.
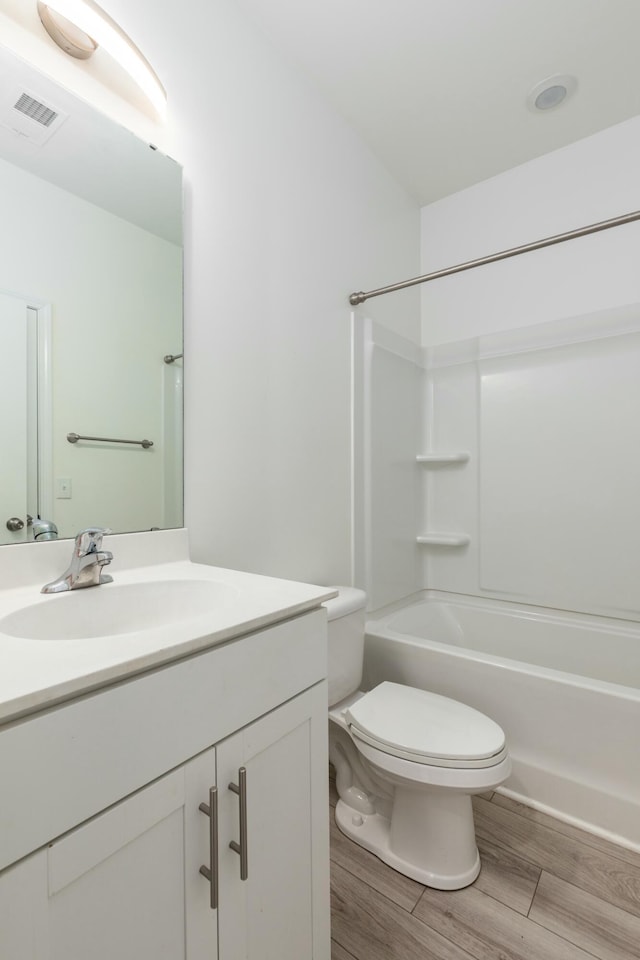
527 74 577 112
37 0 167 116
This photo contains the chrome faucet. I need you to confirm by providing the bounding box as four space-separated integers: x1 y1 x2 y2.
41 527 113 594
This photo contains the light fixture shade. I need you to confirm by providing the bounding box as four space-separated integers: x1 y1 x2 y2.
38 3 97 60
38 0 166 115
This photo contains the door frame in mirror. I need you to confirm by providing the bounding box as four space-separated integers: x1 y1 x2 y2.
34 301 53 527
0 290 52 543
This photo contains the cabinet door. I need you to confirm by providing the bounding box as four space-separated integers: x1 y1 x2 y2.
46 767 188 960
217 683 330 960
0 849 48 959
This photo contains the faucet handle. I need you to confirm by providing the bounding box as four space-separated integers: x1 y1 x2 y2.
75 527 112 554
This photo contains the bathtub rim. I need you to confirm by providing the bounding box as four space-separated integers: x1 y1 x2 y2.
366 589 640 702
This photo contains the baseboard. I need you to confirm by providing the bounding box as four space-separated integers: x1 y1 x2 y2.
502 755 640 854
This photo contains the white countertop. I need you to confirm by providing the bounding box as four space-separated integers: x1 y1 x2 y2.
0 529 336 724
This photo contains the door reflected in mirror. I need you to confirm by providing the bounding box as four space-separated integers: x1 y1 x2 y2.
0 43 183 545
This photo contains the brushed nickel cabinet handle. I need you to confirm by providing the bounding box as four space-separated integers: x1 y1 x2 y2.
198 786 219 909
228 767 248 881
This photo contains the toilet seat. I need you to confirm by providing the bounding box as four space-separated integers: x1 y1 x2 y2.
354 735 511 791
346 682 507 769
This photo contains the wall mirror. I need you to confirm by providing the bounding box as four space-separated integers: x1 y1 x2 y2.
0 43 183 545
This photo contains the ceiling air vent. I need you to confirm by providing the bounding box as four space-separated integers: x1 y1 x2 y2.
0 85 68 146
14 92 58 127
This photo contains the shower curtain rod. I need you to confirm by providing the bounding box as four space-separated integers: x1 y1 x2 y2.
348 209 640 306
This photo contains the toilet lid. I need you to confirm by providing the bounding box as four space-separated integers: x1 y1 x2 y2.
346 682 505 763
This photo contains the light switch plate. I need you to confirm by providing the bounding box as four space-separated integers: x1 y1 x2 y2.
56 477 72 499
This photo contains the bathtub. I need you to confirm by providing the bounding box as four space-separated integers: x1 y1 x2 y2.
363 592 640 850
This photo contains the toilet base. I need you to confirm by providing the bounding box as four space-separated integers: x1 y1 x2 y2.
334 794 481 890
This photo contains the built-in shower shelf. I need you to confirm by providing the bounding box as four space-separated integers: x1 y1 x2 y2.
416 533 471 546
416 452 470 464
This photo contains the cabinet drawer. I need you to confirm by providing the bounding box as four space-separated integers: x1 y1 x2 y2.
0 608 326 871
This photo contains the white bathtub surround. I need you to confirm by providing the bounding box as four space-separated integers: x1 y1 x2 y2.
351 317 422 610
364 592 640 851
163 357 184 529
422 303 640 620
356 302 640 621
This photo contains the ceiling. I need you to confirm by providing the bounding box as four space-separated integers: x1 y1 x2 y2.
238 0 640 205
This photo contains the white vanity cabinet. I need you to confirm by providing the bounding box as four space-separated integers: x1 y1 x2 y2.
0 608 330 960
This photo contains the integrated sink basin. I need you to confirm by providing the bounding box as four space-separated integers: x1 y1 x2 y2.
0 580 239 642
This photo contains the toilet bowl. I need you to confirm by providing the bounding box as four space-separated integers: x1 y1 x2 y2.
325 588 511 890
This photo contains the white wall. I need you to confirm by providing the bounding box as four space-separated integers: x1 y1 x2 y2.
0 157 181 539
421 115 640 345
86 0 420 585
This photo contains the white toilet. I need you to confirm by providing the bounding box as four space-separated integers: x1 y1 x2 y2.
325 587 511 890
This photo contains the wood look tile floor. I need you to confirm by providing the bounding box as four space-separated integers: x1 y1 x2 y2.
329 782 640 960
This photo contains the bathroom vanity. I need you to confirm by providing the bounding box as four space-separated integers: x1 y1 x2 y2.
0 530 334 960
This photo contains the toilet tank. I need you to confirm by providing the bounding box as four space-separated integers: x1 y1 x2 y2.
323 587 367 707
